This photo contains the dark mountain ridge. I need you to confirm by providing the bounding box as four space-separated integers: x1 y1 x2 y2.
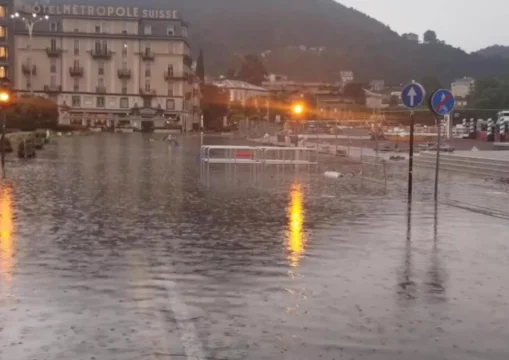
33 0 509 83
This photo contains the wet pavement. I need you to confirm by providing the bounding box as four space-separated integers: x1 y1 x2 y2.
1 134 509 360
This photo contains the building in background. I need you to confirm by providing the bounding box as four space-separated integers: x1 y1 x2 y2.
402 33 419 42
340 70 354 85
0 0 14 83
12 3 199 131
213 79 268 104
451 77 475 98
369 80 385 92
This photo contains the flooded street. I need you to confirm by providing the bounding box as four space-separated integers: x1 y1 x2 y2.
1 134 509 360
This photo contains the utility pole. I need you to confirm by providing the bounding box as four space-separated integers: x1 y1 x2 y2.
11 12 49 95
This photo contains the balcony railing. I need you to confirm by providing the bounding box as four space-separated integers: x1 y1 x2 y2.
139 88 156 97
22 64 36 75
90 49 113 60
46 47 63 57
140 50 155 61
164 71 186 81
44 85 62 93
96 85 107 93
69 66 84 77
117 68 131 79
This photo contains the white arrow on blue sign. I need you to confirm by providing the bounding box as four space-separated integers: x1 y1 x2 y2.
401 82 426 109
430 89 455 116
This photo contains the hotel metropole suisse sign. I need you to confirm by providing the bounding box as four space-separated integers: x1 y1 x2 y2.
20 4 178 19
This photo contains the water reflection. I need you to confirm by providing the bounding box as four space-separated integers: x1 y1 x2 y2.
0 183 14 286
286 183 306 268
397 202 416 303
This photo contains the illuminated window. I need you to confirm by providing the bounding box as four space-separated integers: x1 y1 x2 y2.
0 47 7 59
0 66 6 79
0 26 6 38
0 6 5 19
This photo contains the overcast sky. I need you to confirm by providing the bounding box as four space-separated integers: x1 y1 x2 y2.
339 0 507 52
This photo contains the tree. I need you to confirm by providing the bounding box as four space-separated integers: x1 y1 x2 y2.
237 54 267 86
343 83 366 105
423 30 438 43
200 84 229 129
467 78 509 109
420 75 443 105
196 49 205 83
5 96 58 130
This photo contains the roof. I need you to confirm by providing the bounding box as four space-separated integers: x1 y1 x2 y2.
213 79 268 92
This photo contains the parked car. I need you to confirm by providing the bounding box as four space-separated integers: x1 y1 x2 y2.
18 140 36 158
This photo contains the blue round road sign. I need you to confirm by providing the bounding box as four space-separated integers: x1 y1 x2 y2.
430 89 455 116
401 82 425 109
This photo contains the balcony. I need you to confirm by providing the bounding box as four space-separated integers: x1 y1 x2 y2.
117 68 131 79
46 47 63 58
140 50 155 61
90 49 113 60
96 85 107 94
69 66 84 77
164 71 186 81
22 64 36 75
139 88 156 97
44 85 62 93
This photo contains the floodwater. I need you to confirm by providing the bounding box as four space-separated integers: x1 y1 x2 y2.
1 134 508 360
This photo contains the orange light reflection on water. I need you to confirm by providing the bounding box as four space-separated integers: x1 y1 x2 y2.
286 183 305 268
0 185 14 285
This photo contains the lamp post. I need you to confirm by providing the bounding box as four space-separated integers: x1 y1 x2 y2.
11 12 49 95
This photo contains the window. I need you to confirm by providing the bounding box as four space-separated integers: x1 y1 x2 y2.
167 83 174 96
166 99 175 110
0 66 6 79
72 96 81 107
50 59 56 73
143 98 151 108
122 42 127 57
102 22 109 33
73 21 79 32
101 40 107 52
50 22 58 32
50 75 56 87
167 65 174 76
0 47 7 59
167 25 175 36
0 26 6 38
122 23 128 34
95 24 101 33
0 6 5 18
121 80 127 94
94 40 101 53
73 59 80 68
50 38 57 50
144 24 152 35
73 78 79 92
119 97 129 109
144 79 150 92
145 64 151 77
96 96 105 108
144 42 151 55
98 61 104 75
73 39 79 55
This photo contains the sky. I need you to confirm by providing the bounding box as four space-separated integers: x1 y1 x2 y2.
339 0 508 52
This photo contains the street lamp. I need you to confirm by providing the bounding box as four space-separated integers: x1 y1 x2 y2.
11 12 49 95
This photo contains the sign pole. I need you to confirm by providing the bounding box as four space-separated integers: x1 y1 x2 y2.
400 81 425 203
434 116 441 201
408 110 415 201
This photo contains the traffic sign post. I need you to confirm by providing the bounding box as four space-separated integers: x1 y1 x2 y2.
428 89 456 201
401 82 425 203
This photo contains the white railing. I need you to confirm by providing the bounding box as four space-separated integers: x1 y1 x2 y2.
199 145 318 182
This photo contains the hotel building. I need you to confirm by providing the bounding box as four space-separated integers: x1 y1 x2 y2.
11 3 200 130
0 0 14 83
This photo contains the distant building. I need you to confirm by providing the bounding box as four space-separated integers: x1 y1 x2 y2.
369 80 385 92
451 77 475 98
267 73 288 82
402 33 419 42
212 79 268 104
364 89 384 110
261 79 336 95
340 71 354 85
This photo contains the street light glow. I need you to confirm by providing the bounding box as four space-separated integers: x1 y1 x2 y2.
0 91 10 103
293 104 304 115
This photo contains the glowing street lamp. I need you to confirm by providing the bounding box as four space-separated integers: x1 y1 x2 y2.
293 103 304 115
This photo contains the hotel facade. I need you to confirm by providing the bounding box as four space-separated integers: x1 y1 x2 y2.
11 3 200 130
